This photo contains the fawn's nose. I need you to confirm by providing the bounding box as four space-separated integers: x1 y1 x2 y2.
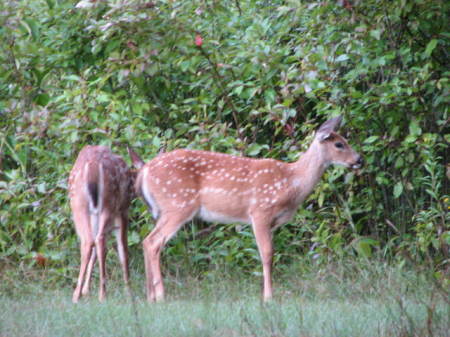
355 156 364 168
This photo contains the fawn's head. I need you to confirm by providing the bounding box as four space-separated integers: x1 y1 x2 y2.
313 115 363 169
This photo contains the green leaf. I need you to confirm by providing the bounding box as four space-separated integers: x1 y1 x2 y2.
335 54 349 62
45 0 55 9
409 120 422 137
424 39 438 58
364 136 379 144
404 135 417 143
234 86 244 96
393 182 403 199
318 192 325 207
264 89 276 103
22 18 40 40
34 93 50 106
370 30 381 40
152 136 161 149
37 183 47 194
247 143 262 156
394 157 404 169
354 237 379 258
64 75 81 82
180 61 190 72
128 231 141 246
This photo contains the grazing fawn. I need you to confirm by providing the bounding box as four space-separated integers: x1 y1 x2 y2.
129 115 363 302
69 145 134 303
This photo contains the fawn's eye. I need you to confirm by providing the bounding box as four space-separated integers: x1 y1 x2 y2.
335 142 344 149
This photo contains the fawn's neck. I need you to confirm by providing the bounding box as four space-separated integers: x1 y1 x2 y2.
288 140 329 202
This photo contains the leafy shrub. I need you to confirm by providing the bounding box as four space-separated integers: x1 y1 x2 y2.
0 0 448 278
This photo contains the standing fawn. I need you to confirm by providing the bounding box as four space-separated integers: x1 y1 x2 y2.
129 115 363 302
69 145 134 303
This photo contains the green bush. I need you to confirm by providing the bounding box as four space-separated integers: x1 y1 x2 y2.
1 0 448 278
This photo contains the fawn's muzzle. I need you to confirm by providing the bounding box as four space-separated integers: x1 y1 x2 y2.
352 156 364 169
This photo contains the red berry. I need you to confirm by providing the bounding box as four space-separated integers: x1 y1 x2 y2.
195 34 203 47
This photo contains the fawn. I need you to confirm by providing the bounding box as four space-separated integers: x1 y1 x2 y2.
69 145 135 302
129 115 363 301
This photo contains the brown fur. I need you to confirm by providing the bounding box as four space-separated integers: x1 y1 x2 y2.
69 145 134 303
131 116 363 302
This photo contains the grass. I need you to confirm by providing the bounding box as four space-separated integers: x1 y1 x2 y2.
0 261 448 337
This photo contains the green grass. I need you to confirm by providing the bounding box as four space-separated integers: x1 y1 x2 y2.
0 261 448 337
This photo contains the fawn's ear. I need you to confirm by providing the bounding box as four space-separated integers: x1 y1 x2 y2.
127 145 145 169
316 115 343 142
